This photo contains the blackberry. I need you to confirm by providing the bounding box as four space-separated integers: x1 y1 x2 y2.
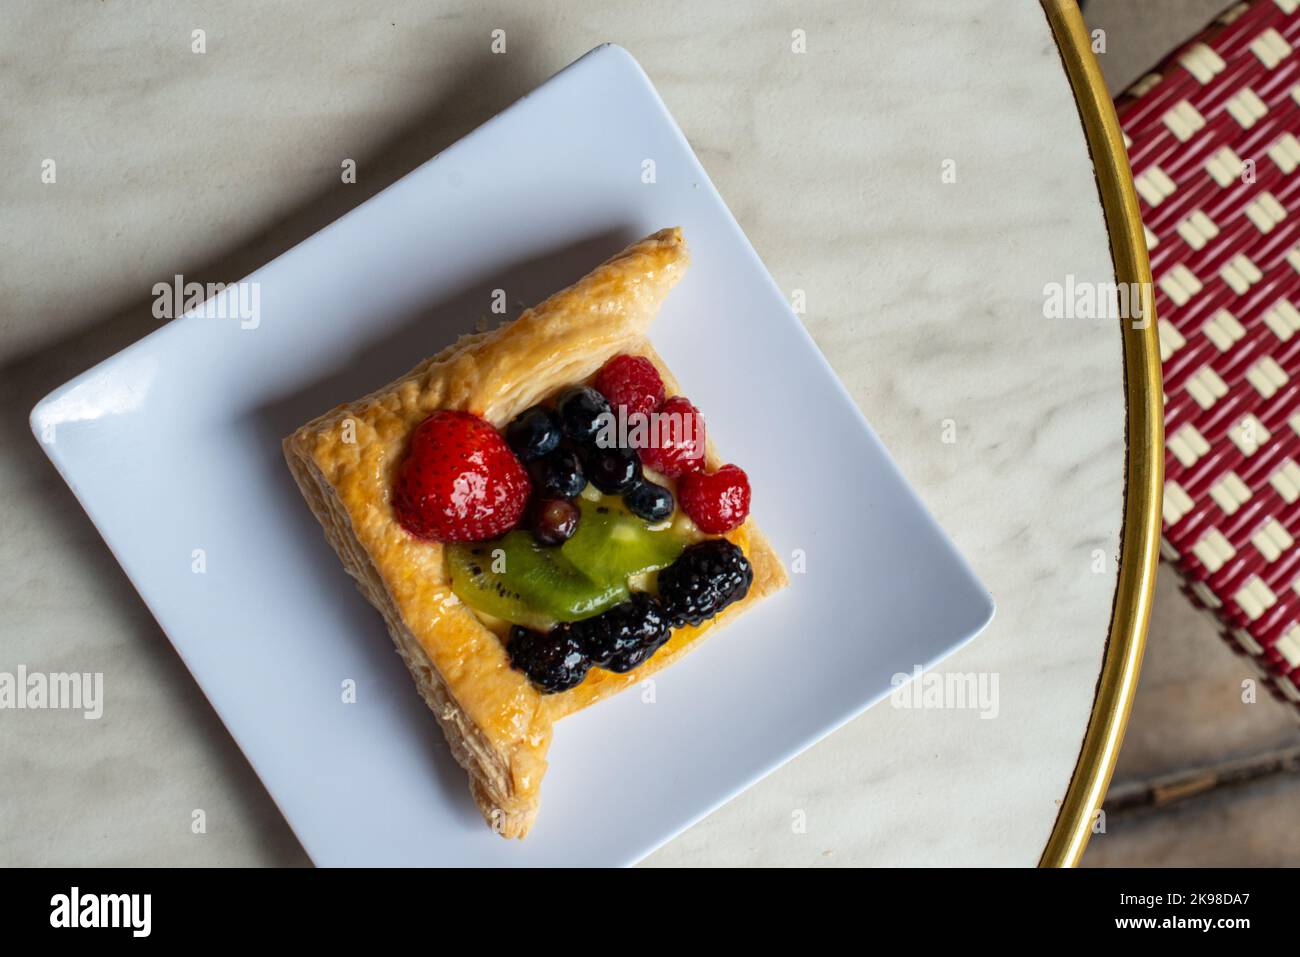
507 626 590 693
507 594 672 691
657 539 753 627
573 592 672 673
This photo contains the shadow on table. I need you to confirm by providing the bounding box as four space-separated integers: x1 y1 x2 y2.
0 45 557 865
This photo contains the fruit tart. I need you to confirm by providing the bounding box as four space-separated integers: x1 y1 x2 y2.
283 227 787 838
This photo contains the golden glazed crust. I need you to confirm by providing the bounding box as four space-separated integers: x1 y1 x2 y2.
284 228 787 838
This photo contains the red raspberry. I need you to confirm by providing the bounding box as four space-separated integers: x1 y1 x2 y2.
593 353 665 421
638 395 706 478
394 410 531 543
679 464 751 534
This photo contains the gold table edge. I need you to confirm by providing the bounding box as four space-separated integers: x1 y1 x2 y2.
1038 0 1164 868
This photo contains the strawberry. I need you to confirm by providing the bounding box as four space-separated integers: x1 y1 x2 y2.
679 464 751 534
593 353 665 421
394 410 531 543
638 395 706 478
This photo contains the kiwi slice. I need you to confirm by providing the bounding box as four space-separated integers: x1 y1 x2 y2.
561 494 687 587
447 532 628 628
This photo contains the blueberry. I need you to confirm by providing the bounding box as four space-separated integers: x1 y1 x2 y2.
528 447 586 499
531 497 580 547
505 406 561 461
623 479 674 522
585 445 641 494
557 386 612 444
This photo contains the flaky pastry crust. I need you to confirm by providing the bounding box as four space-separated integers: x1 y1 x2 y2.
284 228 787 838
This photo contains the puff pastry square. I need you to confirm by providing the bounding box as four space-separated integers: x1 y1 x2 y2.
284 228 787 838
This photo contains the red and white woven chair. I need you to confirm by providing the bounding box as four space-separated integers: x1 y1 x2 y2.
1118 0 1300 714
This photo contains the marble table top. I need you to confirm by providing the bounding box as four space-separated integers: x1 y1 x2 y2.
0 0 1124 865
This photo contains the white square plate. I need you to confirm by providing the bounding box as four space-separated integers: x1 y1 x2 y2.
31 44 993 866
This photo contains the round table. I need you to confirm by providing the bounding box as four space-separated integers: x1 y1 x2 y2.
0 0 1158 866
